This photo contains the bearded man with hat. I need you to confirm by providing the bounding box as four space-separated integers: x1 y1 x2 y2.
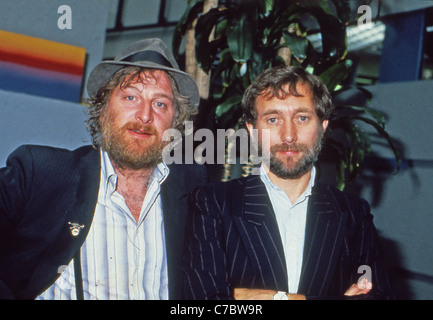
0 38 207 300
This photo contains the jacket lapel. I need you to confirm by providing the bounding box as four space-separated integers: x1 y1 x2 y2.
233 176 288 291
160 164 190 300
26 147 100 298
298 184 348 296
67 148 101 240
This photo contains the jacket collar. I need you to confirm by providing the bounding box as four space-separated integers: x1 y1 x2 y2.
298 184 348 296
160 164 195 299
239 176 346 295
233 175 288 290
241 175 274 225
240 174 337 225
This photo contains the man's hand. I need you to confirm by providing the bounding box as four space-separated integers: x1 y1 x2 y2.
234 288 306 300
344 278 373 296
234 278 372 300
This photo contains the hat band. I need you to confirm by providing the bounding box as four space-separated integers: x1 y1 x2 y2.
121 50 173 69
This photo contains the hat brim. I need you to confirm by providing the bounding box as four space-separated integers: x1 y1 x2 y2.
87 60 200 107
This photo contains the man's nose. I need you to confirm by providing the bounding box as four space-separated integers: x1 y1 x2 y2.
281 121 297 144
135 102 153 124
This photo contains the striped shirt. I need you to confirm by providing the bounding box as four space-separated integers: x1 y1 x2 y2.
37 150 169 300
260 165 316 293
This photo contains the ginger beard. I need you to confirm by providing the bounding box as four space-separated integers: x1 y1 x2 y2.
259 125 324 179
99 110 171 170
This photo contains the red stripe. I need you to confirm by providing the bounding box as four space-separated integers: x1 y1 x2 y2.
0 50 84 76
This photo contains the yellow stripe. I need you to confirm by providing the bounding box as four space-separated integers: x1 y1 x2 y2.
0 30 85 65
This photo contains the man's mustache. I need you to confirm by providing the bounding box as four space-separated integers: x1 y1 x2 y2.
270 143 309 153
123 122 158 136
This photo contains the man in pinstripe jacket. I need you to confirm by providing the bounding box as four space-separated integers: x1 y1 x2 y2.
183 66 393 300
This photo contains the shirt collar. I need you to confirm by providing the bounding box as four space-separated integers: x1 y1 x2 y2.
99 149 170 196
259 164 316 200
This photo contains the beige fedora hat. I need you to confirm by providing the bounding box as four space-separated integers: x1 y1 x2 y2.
87 38 200 107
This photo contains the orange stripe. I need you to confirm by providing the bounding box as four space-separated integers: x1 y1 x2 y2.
0 30 86 70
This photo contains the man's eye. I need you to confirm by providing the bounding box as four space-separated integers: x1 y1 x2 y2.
155 101 167 108
299 116 309 122
268 118 278 124
125 95 135 101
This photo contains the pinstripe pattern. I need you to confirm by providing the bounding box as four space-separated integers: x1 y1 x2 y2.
183 176 394 300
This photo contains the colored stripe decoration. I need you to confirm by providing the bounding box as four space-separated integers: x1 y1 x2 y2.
0 30 86 102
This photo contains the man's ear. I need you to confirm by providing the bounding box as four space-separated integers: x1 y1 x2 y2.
245 122 257 145
321 119 329 132
245 122 254 137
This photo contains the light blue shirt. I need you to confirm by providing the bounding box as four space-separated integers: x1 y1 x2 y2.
260 165 316 293
38 150 170 300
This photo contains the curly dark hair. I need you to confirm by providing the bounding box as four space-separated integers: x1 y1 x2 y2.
86 66 196 148
241 65 333 126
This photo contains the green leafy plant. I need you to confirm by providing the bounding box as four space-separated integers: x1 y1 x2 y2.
324 86 401 189
173 0 400 189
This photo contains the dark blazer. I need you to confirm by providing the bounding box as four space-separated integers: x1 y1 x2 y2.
183 174 394 300
0 144 207 300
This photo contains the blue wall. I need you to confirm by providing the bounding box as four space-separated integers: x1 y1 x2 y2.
354 80 433 299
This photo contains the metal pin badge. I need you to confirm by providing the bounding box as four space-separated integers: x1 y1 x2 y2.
68 222 85 237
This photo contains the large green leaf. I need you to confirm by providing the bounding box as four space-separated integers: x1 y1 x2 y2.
348 115 401 172
330 0 352 24
226 10 256 63
339 105 386 128
347 124 371 179
296 2 347 64
215 95 243 118
309 0 336 16
249 49 267 82
266 2 348 69
195 7 227 72
172 0 204 59
258 0 275 17
210 48 234 99
281 31 308 63
319 60 352 92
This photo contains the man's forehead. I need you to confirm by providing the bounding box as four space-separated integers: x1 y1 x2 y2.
124 69 169 84
264 82 311 98
258 84 313 105
255 84 316 115
118 69 174 93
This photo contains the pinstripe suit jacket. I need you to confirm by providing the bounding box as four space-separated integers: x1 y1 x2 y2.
183 175 393 300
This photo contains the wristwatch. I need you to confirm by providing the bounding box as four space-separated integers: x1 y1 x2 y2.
272 291 289 300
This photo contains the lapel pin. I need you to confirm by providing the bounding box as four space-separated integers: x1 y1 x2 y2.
68 222 85 237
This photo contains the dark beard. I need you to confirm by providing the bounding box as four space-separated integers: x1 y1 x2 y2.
100 115 167 170
259 128 324 179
